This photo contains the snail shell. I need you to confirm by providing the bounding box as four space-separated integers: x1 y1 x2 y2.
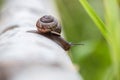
36 15 61 35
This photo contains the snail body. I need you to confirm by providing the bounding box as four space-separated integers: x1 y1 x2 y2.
35 15 84 51
36 15 71 51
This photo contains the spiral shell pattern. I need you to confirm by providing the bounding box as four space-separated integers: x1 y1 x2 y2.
36 15 61 35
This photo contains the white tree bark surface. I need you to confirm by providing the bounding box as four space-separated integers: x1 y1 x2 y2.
0 0 82 80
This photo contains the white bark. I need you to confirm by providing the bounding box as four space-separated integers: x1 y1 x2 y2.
0 0 82 80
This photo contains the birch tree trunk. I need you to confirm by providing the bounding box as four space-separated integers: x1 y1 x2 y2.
0 0 82 80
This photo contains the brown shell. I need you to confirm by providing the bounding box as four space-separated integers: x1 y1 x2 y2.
36 15 61 35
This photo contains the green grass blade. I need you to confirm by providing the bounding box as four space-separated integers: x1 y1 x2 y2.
79 0 107 38
104 0 120 79
104 0 120 32
79 0 120 79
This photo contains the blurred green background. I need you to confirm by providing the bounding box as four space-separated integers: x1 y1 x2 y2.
55 0 112 80
0 0 3 8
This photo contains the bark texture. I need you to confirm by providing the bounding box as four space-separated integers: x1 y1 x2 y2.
0 0 82 80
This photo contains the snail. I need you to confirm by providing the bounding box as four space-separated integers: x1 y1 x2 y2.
28 15 83 51
36 15 71 50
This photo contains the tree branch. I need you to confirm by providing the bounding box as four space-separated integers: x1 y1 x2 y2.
0 0 82 80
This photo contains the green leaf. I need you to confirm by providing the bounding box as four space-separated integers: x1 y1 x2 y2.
79 0 107 38
104 0 120 79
